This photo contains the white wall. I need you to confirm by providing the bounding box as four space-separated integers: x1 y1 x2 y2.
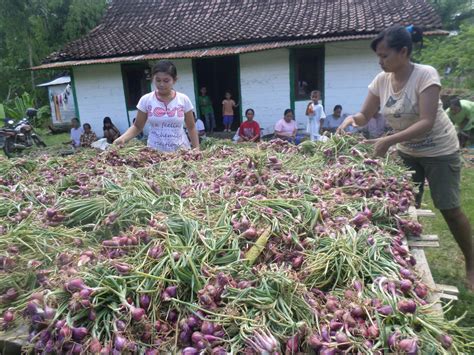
72 43 378 138
73 64 128 136
74 60 196 138
324 40 380 116
240 49 291 135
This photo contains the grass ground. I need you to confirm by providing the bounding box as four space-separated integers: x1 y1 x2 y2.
36 129 69 146
420 165 474 330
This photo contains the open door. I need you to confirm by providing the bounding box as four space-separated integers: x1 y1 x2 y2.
193 56 241 131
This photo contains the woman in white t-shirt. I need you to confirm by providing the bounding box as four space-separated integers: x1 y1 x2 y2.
115 61 199 152
338 25 473 289
64 117 83 148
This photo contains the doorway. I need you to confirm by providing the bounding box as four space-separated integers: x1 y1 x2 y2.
193 56 241 131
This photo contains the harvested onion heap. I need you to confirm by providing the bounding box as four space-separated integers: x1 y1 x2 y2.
0 136 472 354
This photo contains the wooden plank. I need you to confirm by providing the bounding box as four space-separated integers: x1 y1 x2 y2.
416 209 436 218
0 324 28 355
409 234 439 242
435 284 459 296
407 206 419 222
437 293 459 301
410 248 443 314
407 240 440 248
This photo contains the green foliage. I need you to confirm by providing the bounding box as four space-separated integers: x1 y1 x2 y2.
414 24 474 89
4 92 50 127
429 0 474 29
63 0 109 42
0 0 108 104
4 92 36 119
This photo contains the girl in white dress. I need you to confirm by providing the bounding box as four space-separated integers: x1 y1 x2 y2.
305 90 326 141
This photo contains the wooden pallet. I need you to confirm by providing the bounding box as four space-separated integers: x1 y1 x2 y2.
407 207 459 313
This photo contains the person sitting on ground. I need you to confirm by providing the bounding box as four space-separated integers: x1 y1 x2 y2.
80 123 98 148
446 98 474 148
358 111 390 139
275 109 297 142
103 116 121 144
194 112 206 138
237 108 260 143
185 112 206 142
322 105 348 134
63 117 83 148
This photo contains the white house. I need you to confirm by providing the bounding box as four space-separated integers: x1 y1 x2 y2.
32 0 445 137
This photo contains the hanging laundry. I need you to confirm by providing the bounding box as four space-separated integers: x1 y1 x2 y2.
62 94 67 110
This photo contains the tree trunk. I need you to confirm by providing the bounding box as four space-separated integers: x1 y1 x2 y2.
28 41 35 93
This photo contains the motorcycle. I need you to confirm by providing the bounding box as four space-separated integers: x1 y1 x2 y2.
0 108 47 158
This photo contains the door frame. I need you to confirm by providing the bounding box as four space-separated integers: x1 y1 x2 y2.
192 55 243 130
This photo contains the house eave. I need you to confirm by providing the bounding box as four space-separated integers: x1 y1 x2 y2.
30 30 448 71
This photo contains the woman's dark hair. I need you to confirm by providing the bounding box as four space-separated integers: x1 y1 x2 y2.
245 108 255 116
333 105 342 111
83 123 91 130
450 98 461 108
284 109 294 116
103 116 114 130
370 24 423 55
152 60 177 80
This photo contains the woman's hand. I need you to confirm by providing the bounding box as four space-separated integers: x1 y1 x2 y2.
365 137 392 157
113 136 126 147
336 115 355 134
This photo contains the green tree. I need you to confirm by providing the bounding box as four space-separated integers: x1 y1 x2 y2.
429 0 474 29
0 0 107 104
415 24 474 89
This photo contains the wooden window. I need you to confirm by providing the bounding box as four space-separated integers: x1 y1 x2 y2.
292 48 324 101
122 63 150 110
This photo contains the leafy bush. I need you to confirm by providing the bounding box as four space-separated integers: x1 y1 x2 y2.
414 24 474 90
4 92 50 127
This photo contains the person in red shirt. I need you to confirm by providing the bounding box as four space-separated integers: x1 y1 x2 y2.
238 108 260 143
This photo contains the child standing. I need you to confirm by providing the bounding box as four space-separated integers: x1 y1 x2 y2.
198 86 215 133
222 91 238 132
305 90 326 141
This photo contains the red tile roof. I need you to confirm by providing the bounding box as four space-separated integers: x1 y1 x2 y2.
44 0 442 63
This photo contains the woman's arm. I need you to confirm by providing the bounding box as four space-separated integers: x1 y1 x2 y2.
114 110 147 145
275 130 292 137
369 85 439 156
459 115 470 130
337 92 380 132
185 111 199 149
250 126 260 142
